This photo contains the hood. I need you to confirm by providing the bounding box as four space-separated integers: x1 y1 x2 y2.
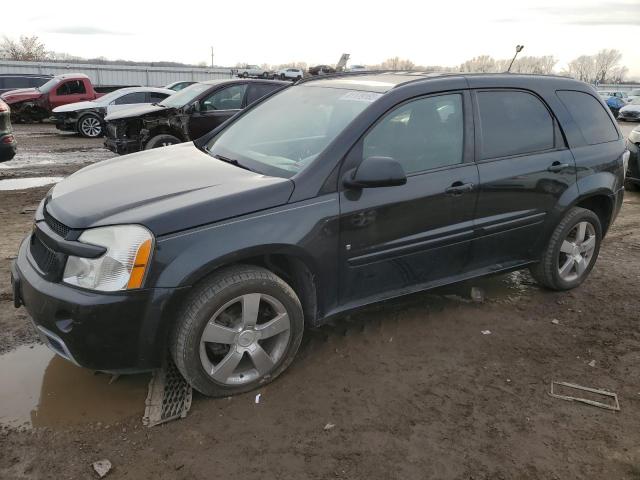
46 142 294 236
104 103 172 121
53 100 99 113
0 88 42 104
620 104 640 113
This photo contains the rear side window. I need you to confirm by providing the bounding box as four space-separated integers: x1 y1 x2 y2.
246 84 280 105
476 90 554 160
557 90 618 145
114 92 146 104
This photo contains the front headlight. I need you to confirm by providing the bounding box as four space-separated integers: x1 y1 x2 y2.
63 225 154 291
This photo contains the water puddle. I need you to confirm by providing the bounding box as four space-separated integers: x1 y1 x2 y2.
433 270 535 301
0 344 150 429
0 177 64 191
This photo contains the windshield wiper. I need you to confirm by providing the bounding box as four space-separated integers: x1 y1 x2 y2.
213 154 254 172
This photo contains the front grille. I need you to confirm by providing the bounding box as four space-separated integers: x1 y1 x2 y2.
44 208 70 238
30 234 62 275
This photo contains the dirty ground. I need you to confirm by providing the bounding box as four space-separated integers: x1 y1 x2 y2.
1 124 639 479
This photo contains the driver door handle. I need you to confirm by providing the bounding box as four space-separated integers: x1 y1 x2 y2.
445 181 475 196
547 162 570 173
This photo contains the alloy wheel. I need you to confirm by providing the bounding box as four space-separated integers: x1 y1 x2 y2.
557 221 597 282
81 117 102 137
199 293 291 386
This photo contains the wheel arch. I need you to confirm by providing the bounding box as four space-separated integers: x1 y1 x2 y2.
569 190 615 235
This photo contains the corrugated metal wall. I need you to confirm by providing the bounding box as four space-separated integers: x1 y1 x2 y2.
0 60 234 87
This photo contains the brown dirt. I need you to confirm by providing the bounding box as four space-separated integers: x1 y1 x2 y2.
1 124 640 479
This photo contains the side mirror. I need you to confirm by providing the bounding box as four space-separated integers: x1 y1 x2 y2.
344 156 407 189
188 102 200 113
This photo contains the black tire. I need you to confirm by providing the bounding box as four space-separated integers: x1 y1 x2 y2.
280 73 286 80
144 134 181 150
77 114 103 138
625 180 640 191
171 265 304 397
262 72 269 79
529 207 602 291
242 72 249 78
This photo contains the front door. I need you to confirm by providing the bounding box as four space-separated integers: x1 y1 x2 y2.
339 92 479 305
49 80 90 109
469 89 577 269
188 84 247 139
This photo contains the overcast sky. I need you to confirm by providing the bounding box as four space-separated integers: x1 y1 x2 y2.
6 0 640 78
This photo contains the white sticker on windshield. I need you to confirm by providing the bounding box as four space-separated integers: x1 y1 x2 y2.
340 91 383 103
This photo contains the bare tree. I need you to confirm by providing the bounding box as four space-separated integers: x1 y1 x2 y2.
593 49 622 83
566 55 596 82
608 65 628 83
1 35 48 61
459 55 496 73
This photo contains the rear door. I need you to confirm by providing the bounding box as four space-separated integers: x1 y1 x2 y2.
469 89 577 269
339 91 479 305
187 83 248 139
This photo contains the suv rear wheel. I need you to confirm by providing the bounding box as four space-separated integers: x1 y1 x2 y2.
145 134 180 149
171 265 304 397
530 207 602 290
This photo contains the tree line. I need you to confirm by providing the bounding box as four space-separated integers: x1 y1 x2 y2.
0 35 632 84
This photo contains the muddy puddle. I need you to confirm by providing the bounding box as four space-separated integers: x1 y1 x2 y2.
0 177 64 190
0 344 150 429
433 270 535 301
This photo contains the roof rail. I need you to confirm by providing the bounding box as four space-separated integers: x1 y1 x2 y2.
295 69 425 84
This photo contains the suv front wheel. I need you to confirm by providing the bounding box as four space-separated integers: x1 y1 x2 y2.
530 207 602 290
171 265 304 397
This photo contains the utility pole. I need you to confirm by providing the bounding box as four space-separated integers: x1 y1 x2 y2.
210 47 214 68
507 45 524 73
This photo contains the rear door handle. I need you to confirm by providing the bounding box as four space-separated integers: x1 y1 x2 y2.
445 182 475 196
547 162 570 172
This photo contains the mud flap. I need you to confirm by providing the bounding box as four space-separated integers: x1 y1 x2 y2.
143 353 192 427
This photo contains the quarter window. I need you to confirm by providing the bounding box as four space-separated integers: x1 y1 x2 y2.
557 90 618 145
476 91 554 159
363 94 464 174
200 84 247 111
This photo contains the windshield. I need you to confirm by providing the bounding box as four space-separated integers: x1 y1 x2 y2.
160 83 210 108
205 86 380 178
37 78 62 93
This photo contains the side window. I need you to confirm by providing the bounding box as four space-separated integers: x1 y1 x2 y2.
557 90 618 145
362 94 464 175
246 84 279 105
200 84 247 111
114 92 146 104
476 91 554 160
148 92 170 103
57 80 86 96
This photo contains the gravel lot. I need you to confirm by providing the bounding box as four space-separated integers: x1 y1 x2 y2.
1 123 639 479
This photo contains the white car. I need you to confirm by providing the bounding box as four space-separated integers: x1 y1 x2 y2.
276 68 304 81
346 65 367 72
52 87 174 138
236 65 270 79
627 88 640 102
618 98 640 122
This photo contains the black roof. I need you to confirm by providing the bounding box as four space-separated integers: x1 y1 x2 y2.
299 71 588 93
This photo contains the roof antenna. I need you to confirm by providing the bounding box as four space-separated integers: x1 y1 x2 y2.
507 45 525 73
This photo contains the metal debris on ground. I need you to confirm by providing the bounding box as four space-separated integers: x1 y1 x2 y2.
470 287 485 303
588 360 597 367
92 459 112 478
481 330 492 335
143 354 192 427
549 381 620 411
551 319 560 325
324 423 336 431
255 393 261 404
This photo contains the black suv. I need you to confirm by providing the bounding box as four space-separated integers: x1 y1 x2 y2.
104 79 288 154
12 73 626 397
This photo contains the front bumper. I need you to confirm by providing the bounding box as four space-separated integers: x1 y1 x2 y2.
104 137 141 155
12 236 185 372
51 114 78 132
619 111 640 121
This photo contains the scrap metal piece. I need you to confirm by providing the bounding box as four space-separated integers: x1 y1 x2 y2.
549 381 620 411
143 354 193 427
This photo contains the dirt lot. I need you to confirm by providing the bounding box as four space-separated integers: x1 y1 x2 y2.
1 123 640 480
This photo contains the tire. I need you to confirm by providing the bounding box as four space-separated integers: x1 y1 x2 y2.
242 72 249 78
529 207 602 291
171 265 305 397
280 73 286 80
144 134 181 150
625 180 640 191
77 114 103 138
262 72 269 79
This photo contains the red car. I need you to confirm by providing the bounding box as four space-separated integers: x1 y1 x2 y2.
0 73 104 123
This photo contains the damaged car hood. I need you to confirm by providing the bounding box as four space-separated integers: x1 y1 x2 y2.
620 104 640 113
104 104 171 121
0 88 42 104
46 142 294 236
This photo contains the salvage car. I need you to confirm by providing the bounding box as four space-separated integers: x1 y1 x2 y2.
276 68 304 81
11 73 626 398
0 99 17 161
1 74 104 123
618 98 640 122
236 65 271 79
0 74 53 95
52 87 174 138
600 94 625 118
104 79 287 154
625 125 640 190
